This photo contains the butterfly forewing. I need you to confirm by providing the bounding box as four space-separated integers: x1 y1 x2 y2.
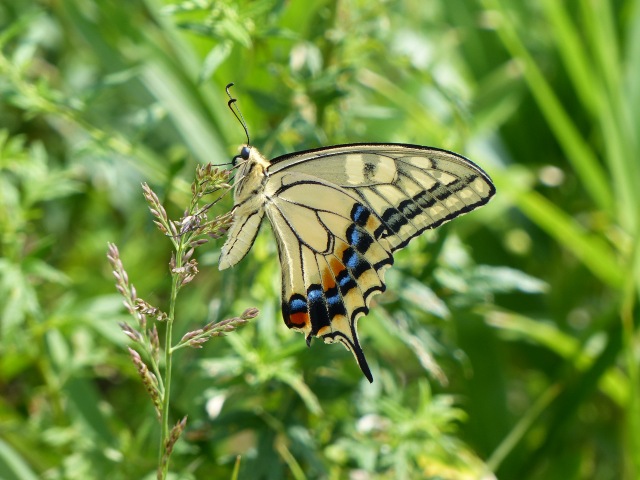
268 144 495 252
220 143 495 382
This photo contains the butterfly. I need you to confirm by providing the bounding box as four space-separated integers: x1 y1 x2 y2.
218 140 495 382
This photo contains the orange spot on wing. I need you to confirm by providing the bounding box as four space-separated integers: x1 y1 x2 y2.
289 312 310 329
329 257 344 277
321 267 337 289
366 216 379 232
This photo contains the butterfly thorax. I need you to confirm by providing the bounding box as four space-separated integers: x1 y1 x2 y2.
233 146 270 205
218 146 270 270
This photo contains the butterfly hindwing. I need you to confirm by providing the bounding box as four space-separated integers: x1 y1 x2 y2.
264 173 393 381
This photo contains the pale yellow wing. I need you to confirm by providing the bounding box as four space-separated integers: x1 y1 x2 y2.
267 143 495 252
221 143 495 382
264 172 394 382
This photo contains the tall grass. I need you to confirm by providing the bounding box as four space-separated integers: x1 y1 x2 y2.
0 0 637 478
476 1 639 476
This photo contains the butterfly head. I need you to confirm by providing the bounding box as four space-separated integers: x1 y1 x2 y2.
232 145 252 167
231 145 271 199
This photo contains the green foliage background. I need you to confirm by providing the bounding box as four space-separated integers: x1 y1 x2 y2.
1 0 638 479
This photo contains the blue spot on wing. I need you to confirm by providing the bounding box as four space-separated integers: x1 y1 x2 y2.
337 270 357 295
344 248 358 269
282 293 308 329
326 286 346 317
342 247 370 278
327 294 341 306
351 203 371 226
289 295 307 313
349 228 361 245
346 224 373 254
307 287 323 302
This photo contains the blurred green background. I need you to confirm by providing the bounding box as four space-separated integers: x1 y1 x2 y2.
1 0 638 479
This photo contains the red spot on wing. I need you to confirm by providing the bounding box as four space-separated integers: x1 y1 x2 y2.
289 312 310 329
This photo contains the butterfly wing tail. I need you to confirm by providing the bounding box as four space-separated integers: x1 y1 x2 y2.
320 312 374 383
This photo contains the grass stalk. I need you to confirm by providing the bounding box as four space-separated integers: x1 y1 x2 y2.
159 262 180 479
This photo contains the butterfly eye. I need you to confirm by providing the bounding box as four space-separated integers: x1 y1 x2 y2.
232 146 251 166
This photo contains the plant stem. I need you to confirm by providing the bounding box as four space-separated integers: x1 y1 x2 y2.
159 248 182 479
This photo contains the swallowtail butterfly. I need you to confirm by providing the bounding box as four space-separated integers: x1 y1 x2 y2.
219 86 495 382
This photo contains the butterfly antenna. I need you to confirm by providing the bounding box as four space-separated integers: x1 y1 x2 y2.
226 83 251 146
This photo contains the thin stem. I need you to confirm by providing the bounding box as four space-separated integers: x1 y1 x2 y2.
159 246 183 478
